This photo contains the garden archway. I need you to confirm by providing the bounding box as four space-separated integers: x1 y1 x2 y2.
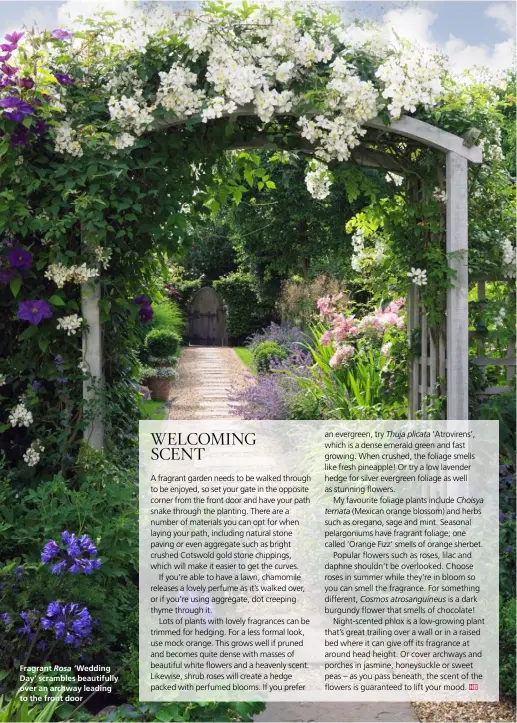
81 112 481 447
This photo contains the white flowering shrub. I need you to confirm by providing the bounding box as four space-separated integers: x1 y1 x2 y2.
0 1 453 199
45 264 99 288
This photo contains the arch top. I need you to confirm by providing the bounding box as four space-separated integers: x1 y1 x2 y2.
367 115 482 164
153 106 482 165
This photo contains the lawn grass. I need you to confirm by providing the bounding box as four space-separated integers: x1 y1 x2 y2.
233 347 257 375
139 399 168 420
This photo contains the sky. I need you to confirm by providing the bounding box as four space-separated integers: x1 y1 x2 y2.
0 0 515 73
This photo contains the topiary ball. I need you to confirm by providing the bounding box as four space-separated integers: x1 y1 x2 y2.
252 341 288 373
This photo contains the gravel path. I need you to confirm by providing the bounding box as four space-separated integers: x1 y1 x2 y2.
167 346 247 420
167 347 417 723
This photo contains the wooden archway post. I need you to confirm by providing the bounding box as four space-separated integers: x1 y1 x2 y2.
446 152 469 420
81 225 104 448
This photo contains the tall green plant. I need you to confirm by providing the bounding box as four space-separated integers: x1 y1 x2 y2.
295 323 405 420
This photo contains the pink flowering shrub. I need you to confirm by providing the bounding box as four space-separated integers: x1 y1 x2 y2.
291 294 409 419
317 294 406 363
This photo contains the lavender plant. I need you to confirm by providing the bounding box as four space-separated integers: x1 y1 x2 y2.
229 373 288 420
246 322 305 353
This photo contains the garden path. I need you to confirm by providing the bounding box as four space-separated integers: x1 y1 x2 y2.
167 347 417 723
167 346 246 420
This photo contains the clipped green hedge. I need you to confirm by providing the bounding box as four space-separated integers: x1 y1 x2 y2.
213 271 271 340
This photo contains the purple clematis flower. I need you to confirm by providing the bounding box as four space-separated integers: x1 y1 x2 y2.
134 294 150 305
51 29 74 40
1 43 18 53
33 119 48 135
1 63 18 77
18 299 53 325
139 303 153 322
0 268 14 284
18 77 34 89
8 248 32 268
9 125 29 147
54 72 74 86
5 32 24 44
0 97 33 114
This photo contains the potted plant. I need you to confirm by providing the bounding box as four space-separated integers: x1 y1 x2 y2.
140 365 177 401
141 330 180 401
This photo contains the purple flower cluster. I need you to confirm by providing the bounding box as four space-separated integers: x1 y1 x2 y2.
270 346 313 375
229 373 288 420
17 609 39 641
54 355 65 372
41 530 101 575
41 602 92 647
0 30 51 146
134 294 153 322
51 29 75 40
248 322 305 351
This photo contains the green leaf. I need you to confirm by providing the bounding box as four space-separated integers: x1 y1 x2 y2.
244 168 254 187
38 336 49 352
49 295 66 306
10 276 21 298
18 325 37 340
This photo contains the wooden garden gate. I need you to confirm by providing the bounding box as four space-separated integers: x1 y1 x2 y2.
188 287 227 346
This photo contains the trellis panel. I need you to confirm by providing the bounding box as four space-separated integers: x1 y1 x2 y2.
407 290 446 419
408 278 515 419
470 279 516 397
